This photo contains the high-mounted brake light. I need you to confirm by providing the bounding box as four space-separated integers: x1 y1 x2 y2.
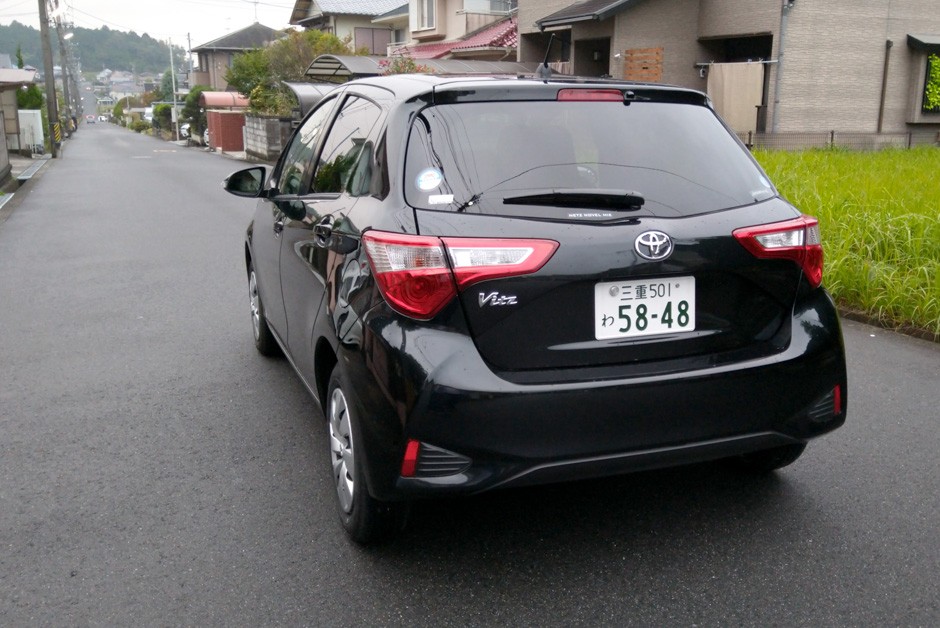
733 216 824 288
557 88 623 102
363 232 558 319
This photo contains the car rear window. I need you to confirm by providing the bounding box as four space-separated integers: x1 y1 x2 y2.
404 100 775 219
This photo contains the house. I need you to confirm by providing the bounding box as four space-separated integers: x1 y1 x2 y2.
517 0 940 135
0 67 38 160
291 1 520 59
392 0 518 60
371 3 410 55
190 23 282 91
289 1 406 54
403 0 516 45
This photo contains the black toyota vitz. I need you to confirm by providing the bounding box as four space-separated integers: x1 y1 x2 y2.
223 74 847 543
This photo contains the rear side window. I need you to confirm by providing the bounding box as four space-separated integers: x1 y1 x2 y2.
404 100 775 218
312 96 382 196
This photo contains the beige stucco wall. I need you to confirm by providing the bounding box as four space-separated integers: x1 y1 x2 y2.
334 15 387 42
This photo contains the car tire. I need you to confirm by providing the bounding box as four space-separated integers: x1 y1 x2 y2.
248 263 279 357
327 366 406 544
731 443 807 473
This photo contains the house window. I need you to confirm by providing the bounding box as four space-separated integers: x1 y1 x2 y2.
923 53 940 113
417 0 435 29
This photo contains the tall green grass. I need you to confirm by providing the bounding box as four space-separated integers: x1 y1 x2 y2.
754 147 939 341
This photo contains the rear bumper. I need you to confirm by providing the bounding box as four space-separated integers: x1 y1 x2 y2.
348 290 846 501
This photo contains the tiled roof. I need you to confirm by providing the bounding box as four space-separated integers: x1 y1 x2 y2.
453 17 517 52
394 17 517 60
313 0 404 16
193 23 280 51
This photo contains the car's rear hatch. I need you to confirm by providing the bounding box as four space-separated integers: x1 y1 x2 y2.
404 86 808 378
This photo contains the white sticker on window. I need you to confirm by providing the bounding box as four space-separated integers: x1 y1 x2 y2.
428 194 454 205
416 168 443 191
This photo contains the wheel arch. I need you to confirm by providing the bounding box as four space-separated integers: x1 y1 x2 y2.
315 337 337 415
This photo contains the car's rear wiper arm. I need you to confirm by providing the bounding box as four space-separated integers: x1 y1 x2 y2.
503 189 645 210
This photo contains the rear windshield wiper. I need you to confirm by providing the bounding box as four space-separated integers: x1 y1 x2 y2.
503 189 645 210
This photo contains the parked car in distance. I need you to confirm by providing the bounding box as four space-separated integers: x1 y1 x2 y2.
223 74 848 544
85 114 95 124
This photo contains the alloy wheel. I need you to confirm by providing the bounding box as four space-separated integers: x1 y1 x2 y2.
248 270 261 341
329 387 355 513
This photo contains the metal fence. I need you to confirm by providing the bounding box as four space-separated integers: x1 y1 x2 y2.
736 130 940 151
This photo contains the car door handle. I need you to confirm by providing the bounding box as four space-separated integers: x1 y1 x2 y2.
314 217 333 245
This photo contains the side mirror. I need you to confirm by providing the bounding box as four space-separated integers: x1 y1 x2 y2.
223 167 267 198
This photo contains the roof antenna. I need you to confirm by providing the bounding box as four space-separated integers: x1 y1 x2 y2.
536 33 556 79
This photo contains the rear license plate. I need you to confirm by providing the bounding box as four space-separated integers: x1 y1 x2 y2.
594 276 696 339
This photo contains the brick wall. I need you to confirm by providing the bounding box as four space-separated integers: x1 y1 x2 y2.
613 0 704 87
516 0 940 133
206 110 245 152
782 0 940 133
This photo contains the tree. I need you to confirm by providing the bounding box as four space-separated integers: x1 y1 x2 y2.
180 85 210 134
226 49 269 98
17 84 43 109
225 29 355 116
152 103 171 131
159 69 174 103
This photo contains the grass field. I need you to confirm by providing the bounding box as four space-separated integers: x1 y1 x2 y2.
754 147 939 341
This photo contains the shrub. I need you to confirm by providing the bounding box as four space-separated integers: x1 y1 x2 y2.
152 103 172 130
130 119 152 133
379 57 433 75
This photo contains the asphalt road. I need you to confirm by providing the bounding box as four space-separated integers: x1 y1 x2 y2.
1 125 938 626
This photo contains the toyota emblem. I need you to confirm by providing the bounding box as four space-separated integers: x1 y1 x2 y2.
635 231 673 261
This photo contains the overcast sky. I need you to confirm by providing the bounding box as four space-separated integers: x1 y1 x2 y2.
1 0 296 53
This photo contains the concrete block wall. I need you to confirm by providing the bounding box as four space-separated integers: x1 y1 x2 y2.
245 115 292 162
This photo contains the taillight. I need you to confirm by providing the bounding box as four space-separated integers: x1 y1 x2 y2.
442 237 559 289
733 216 824 288
363 231 558 319
557 88 623 102
363 233 454 319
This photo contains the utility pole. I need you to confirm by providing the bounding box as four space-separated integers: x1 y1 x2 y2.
37 0 59 157
53 14 73 132
169 38 179 141
187 33 194 86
